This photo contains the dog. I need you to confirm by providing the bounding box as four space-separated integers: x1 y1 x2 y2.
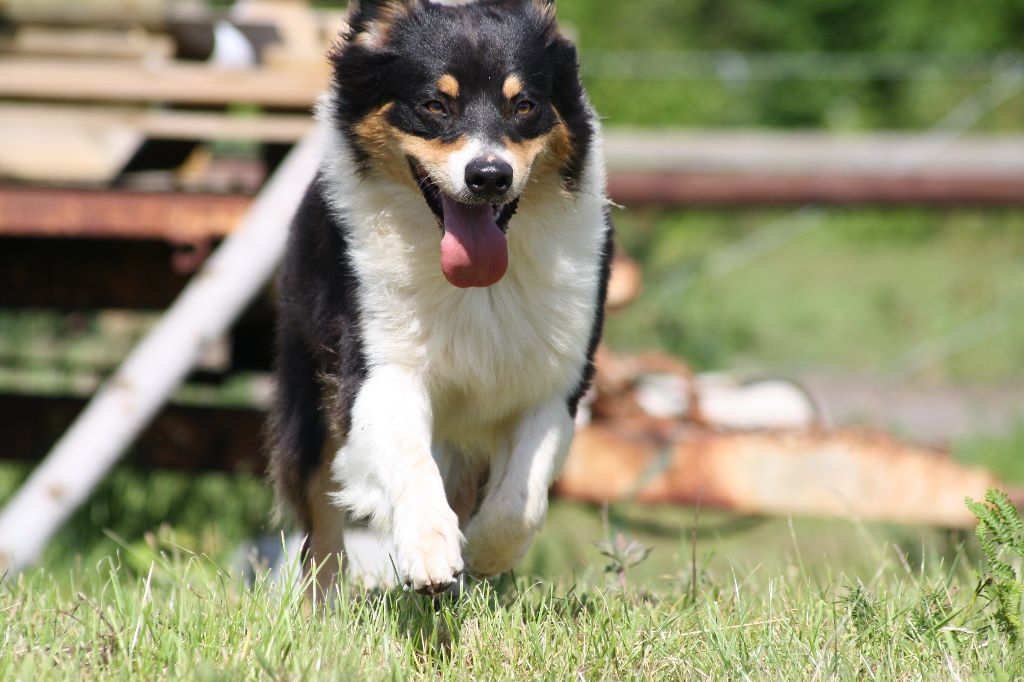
268 0 612 595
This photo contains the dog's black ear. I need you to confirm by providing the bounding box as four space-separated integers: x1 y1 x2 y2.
548 34 591 189
346 0 420 40
549 36 581 114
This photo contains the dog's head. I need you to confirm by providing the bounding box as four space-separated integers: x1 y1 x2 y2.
326 0 593 288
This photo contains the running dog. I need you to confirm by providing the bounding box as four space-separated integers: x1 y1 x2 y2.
269 0 612 594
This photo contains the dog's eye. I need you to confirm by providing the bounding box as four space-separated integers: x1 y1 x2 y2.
423 100 448 116
515 100 535 116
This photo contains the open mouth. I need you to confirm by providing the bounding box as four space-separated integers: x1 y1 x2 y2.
409 160 519 289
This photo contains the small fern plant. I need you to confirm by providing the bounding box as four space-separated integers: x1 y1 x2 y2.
965 489 1024 640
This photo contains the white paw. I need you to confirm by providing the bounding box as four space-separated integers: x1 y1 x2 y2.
462 509 538 578
392 502 464 594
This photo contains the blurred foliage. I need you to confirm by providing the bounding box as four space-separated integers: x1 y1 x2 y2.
606 207 1024 381
0 462 272 571
556 0 1024 52
563 0 1024 128
958 424 1024 487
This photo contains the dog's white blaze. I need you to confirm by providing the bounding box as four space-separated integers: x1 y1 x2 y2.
420 136 532 204
444 137 485 200
315 94 608 580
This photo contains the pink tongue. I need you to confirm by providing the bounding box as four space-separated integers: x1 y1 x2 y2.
439 195 508 288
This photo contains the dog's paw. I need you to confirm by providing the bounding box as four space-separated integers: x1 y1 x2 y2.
461 509 537 578
393 502 464 595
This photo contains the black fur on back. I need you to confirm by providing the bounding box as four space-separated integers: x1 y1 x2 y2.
567 210 613 416
267 176 367 529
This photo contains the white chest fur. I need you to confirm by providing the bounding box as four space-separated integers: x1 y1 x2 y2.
320 124 608 446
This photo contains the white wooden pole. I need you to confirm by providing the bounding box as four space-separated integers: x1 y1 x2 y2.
0 123 324 575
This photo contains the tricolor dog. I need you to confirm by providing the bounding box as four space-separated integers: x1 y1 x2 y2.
269 0 612 594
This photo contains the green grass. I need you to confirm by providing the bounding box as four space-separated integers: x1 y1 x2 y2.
5 548 1023 680
3 464 1024 679
558 0 1024 130
607 207 1024 382
956 423 1024 487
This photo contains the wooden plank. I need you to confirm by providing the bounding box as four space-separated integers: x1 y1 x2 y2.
0 117 143 184
0 0 167 28
0 58 328 107
0 27 174 60
0 103 314 145
558 422 1020 528
605 130 1024 178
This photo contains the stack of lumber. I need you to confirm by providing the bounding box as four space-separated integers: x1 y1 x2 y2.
0 0 337 186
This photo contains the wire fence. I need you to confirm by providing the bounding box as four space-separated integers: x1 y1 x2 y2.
583 50 1024 82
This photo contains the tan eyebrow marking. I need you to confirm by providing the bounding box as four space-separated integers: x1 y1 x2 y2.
502 74 523 100
437 74 460 99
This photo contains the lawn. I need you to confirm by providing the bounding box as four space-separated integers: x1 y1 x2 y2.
7 548 1022 680
2 464 1024 679
606 207 1024 383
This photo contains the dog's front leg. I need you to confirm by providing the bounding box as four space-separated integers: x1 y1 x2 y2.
332 365 463 594
462 400 574 577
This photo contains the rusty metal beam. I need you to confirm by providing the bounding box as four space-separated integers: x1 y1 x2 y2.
0 187 250 242
607 172 1024 206
0 174 1021 248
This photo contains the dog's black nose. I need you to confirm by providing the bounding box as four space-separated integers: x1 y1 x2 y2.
465 158 513 198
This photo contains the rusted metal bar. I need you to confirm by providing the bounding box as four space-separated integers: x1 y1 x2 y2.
1 175 1021 249
607 172 1024 206
0 172 1021 267
0 187 250 241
